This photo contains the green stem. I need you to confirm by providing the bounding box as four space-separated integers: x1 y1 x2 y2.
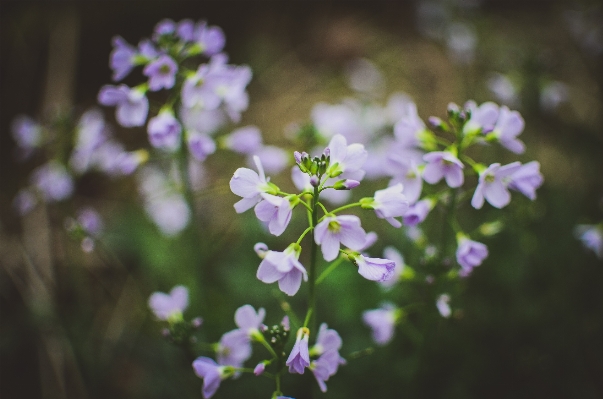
329 202 361 215
316 257 345 285
439 188 458 263
296 226 314 245
257 335 278 359
305 185 320 332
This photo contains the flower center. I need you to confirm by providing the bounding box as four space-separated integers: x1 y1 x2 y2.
328 220 341 233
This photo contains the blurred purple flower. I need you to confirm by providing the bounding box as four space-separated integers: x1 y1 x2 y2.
148 285 188 321
11 115 42 154
311 349 346 393
187 132 216 161
31 162 74 202
403 198 433 226
456 237 488 275
98 84 149 127
143 54 178 91
362 304 398 345
147 111 182 152
463 101 499 135
423 151 464 188
194 21 226 56
388 157 423 204
77 207 103 237
492 106 525 154
471 162 521 209
110 36 137 81
508 161 544 200
326 134 367 178
252 145 289 175
436 294 452 318
217 329 251 367
192 357 226 399
223 126 263 154
575 224 603 259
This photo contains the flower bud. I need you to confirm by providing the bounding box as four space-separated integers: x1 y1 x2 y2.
254 242 269 258
333 179 360 190
191 317 203 328
310 176 320 187
254 362 266 376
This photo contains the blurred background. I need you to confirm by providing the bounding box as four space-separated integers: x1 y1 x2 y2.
1 1 603 398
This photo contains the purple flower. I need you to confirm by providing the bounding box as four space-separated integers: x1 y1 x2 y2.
310 349 346 392
147 111 182 152
77 207 103 237
286 327 310 374
575 224 603 259
230 155 274 213
254 194 295 236
70 109 109 174
153 19 176 39
492 106 525 154
187 132 216 161
312 323 343 355
393 101 427 148
388 157 423 204
362 304 398 345
367 183 409 228
256 244 308 296
192 357 226 399
471 162 521 209
349 253 396 282
31 162 74 202
463 101 499 135
148 285 188 321
144 194 191 236
403 198 434 226
254 362 266 376
423 151 464 188
252 145 289 175
326 134 367 178
194 21 226 56
13 189 37 215
234 304 266 338
143 54 178 91
456 236 488 275
110 36 137 81
11 115 42 152
216 329 251 367
436 294 452 318
314 215 367 261
223 126 263 154
508 161 544 200
98 84 149 127
176 19 195 42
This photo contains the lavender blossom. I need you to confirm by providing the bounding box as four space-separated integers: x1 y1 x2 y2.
234 304 266 338
11 115 42 153
575 224 603 259
77 207 103 237
362 304 398 345
252 145 289 175
314 215 367 261
471 162 521 209
456 236 488 276
326 134 368 178
223 126 263 154
436 294 452 318
254 193 295 236
256 244 308 296
463 101 499 135
229 155 275 213
216 329 251 367
388 157 423 204
393 101 428 148
423 151 464 188
380 246 405 288
143 54 178 91
286 328 310 374
402 198 434 226
31 162 74 202
491 106 525 154
187 132 216 161
147 110 182 152
310 349 346 393
110 36 137 81
145 194 191 236
348 253 396 282
364 184 409 228
508 161 544 200
192 357 227 399
194 21 226 56
98 84 149 127
311 323 343 356
148 285 188 321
